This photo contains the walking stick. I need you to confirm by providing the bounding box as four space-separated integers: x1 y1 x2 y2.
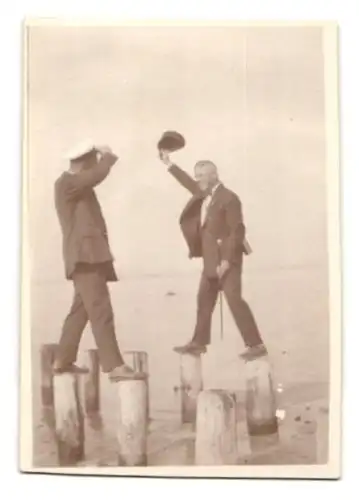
219 288 224 341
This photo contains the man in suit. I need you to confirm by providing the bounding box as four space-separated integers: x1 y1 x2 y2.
159 149 267 361
53 140 146 382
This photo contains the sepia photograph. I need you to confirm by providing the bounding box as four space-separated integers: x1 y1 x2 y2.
20 19 341 478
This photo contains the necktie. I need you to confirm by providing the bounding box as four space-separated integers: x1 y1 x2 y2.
201 193 211 226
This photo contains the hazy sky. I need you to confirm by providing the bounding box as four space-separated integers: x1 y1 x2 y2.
27 25 327 281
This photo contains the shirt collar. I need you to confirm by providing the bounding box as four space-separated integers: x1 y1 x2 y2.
210 182 221 196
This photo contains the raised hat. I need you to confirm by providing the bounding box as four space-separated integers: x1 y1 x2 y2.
157 131 185 152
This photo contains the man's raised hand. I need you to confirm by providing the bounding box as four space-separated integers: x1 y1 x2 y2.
159 149 173 167
95 145 113 156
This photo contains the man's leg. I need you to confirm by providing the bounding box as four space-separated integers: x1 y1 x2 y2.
222 266 265 350
174 272 219 353
54 288 88 370
73 266 124 373
192 272 220 345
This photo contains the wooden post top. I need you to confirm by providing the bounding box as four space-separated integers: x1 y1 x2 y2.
124 350 148 356
198 389 236 410
177 351 204 358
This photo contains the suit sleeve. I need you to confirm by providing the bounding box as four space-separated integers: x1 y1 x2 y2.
168 164 199 195
220 195 246 263
65 152 118 199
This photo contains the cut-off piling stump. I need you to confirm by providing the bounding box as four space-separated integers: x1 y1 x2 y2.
195 389 238 465
124 350 150 420
40 343 58 408
83 349 100 414
116 379 148 466
316 408 329 464
178 352 203 424
53 372 85 466
244 356 278 440
124 350 148 373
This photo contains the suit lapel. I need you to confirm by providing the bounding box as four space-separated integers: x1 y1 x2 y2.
180 191 205 222
180 184 224 224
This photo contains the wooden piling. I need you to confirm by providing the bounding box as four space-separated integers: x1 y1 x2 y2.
116 379 148 466
83 349 100 414
123 350 148 373
53 373 85 465
179 352 203 424
123 350 150 419
195 389 238 465
244 356 278 437
40 343 58 407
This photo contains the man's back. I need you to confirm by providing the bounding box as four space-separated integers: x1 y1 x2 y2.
55 173 107 239
54 153 117 280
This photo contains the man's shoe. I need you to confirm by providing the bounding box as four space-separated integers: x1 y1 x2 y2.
108 364 147 383
52 363 89 375
239 344 268 362
173 341 207 355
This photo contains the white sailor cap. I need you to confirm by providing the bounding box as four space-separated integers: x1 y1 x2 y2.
64 139 95 161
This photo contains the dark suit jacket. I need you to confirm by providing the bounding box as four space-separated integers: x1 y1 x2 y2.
54 152 118 281
168 164 250 277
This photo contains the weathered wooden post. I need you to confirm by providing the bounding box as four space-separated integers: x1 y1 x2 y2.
40 343 58 407
195 389 238 465
83 349 100 414
53 373 85 465
244 356 278 438
178 352 203 424
124 350 148 373
123 351 150 419
116 379 148 466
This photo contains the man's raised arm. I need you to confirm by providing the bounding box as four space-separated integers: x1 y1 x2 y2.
65 146 118 199
159 149 198 195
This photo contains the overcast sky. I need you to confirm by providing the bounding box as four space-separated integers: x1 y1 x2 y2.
27 25 327 281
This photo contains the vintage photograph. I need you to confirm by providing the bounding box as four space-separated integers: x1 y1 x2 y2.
20 20 341 478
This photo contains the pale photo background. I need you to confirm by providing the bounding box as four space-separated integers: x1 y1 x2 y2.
27 25 330 464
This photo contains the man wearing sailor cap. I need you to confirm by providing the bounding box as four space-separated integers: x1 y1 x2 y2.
53 140 146 382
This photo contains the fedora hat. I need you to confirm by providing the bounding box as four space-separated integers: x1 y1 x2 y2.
64 139 95 161
157 131 185 152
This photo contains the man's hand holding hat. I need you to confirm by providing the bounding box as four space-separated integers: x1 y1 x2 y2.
94 144 113 156
95 144 119 170
159 149 173 167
